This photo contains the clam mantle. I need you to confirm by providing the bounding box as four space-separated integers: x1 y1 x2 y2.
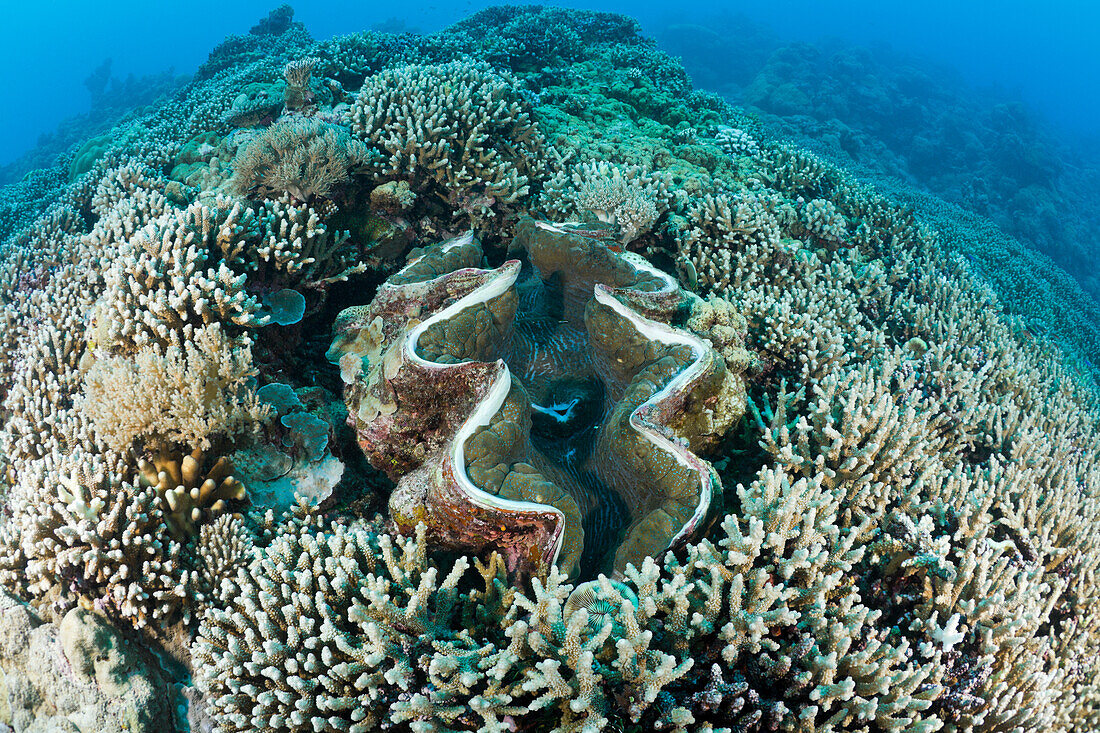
328 218 746 578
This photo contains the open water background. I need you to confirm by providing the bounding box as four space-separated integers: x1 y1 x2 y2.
2 0 1096 167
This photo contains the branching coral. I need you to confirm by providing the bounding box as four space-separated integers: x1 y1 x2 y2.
208 192 363 286
0 450 191 628
678 137 1100 730
80 323 267 453
85 185 363 357
190 498 941 731
350 60 548 224
193 522 500 732
192 513 255 607
715 125 760 157
137 448 247 540
88 196 265 351
192 522 698 731
542 160 675 245
798 196 849 246
676 190 789 292
231 117 371 202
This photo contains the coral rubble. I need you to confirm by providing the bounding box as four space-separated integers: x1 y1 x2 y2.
0 4 1098 732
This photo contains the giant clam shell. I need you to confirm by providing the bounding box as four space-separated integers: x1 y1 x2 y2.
329 219 738 579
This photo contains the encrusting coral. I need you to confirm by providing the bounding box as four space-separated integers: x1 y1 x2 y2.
0 592 173 731
1 4 1099 732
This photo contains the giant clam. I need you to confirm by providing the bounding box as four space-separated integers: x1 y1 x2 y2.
328 217 745 578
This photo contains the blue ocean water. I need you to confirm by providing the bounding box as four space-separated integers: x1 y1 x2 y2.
2 0 1096 168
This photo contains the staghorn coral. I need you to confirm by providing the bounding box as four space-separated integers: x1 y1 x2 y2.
798 196 849 246
85 182 363 347
513 567 697 730
757 142 838 197
897 185 1100 383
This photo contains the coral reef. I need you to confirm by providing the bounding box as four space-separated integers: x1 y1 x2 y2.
0 4 1098 732
658 17 1100 302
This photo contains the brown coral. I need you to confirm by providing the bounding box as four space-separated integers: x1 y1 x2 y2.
231 117 371 202
138 448 246 540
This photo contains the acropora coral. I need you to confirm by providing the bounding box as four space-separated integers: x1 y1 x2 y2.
0 4 1098 732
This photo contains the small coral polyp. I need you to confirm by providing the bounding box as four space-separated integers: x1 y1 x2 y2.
329 217 741 579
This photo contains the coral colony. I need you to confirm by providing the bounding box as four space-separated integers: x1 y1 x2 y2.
0 5 1098 732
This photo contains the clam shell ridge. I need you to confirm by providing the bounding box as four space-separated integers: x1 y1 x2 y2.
328 221 732 579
